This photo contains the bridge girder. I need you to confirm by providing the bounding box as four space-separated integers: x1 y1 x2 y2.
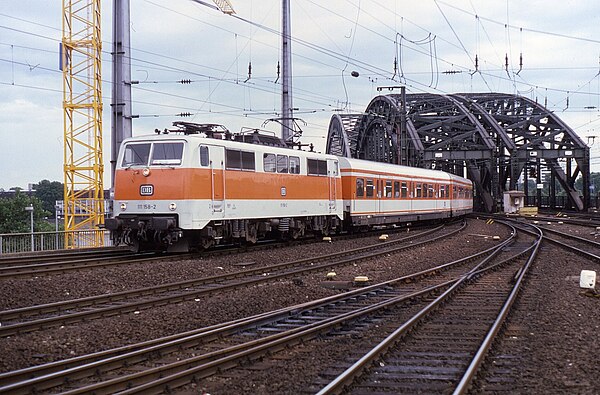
326 92 590 212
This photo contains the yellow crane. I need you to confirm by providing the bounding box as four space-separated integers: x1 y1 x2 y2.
61 0 234 249
61 0 104 248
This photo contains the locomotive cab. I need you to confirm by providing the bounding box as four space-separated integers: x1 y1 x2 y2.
106 138 188 251
107 131 344 252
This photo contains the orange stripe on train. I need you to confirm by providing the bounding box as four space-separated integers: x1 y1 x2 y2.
114 168 341 200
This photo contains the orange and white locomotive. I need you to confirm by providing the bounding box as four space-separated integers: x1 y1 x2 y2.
106 125 472 251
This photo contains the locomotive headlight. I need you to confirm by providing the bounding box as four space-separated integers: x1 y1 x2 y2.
169 202 177 211
142 168 151 177
120 202 127 211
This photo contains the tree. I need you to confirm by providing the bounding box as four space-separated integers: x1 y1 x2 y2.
0 191 50 233
575 172 600 196
34 179 63 215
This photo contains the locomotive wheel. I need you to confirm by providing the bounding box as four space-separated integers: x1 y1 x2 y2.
201 237 214 250
246 223 258 244
290 223 305 240
290 228 300 240
130 239 141 253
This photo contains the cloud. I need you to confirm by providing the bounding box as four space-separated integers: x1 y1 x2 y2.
1 0 600 190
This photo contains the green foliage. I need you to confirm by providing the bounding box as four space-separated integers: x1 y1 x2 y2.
0 189 54 234
575 172 600 195
34 179 63 214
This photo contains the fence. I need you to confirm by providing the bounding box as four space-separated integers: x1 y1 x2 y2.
0 229 113 255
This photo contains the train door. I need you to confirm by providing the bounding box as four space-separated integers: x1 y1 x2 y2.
328 159 338 212
376 177 383 214
210 146 225 215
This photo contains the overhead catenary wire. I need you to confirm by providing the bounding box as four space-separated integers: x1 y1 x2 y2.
2 17 599 105
433 0 492 92
2 3 598 124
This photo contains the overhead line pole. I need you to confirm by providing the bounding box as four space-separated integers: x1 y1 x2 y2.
281 0 293 142
111 0 133 189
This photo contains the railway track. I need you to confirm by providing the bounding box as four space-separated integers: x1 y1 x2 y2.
514 212 600 228
0 252 163 279
0 223 438 280
0 248 132 267
0 221 514 394
316 221 541 394
0 222 463 337
489 214 600 263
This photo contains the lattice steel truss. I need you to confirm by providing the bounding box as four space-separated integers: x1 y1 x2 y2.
327 93 590 212
62 0 105 247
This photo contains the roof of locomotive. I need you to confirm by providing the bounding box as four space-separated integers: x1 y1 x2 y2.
119 133 338 159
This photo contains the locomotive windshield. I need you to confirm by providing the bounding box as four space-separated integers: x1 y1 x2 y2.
121 143 151 167
121 142 184 167
150 142 184 165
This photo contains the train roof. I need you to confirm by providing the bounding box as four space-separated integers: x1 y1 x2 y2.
120 132 337 159
338 156 471 184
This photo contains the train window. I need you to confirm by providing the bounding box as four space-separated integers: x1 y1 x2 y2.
199 146 209 167
226 149 255 171
415 183 422 198
453 185 458 199
394 181 400 198
356 178 364 197
385 180 392 198
319 160 328 175
366 179 374 197
401 182 408 198
121 143 151 167
429 185 435 198
277 155 288 173
263 153 276 172
226 149 241 169
241 151 255 171
307 159 318 175
331 161 339 177
307 159 328 176
439 185 445 198
445 185 450 198
289 156 300 174
151 142 184 165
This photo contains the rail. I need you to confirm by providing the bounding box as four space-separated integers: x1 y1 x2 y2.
0 229 112 254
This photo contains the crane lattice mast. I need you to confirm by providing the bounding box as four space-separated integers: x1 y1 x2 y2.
62 0 105 248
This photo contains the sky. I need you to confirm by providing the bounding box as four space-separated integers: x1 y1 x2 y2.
1 0 600 190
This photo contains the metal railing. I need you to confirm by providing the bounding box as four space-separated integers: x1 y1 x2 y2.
0 229 113 255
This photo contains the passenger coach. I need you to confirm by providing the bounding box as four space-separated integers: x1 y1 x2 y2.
339 157 473 227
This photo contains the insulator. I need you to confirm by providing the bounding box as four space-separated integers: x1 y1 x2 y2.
179 79 191 84
519 53 523 68
178 112 191 117
244 62 252 83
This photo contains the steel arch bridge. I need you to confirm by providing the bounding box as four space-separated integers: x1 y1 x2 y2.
326 93 590 212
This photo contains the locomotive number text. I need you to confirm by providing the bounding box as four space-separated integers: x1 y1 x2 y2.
137 204 157 210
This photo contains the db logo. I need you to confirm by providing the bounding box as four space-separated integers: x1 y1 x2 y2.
140 184 154 196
